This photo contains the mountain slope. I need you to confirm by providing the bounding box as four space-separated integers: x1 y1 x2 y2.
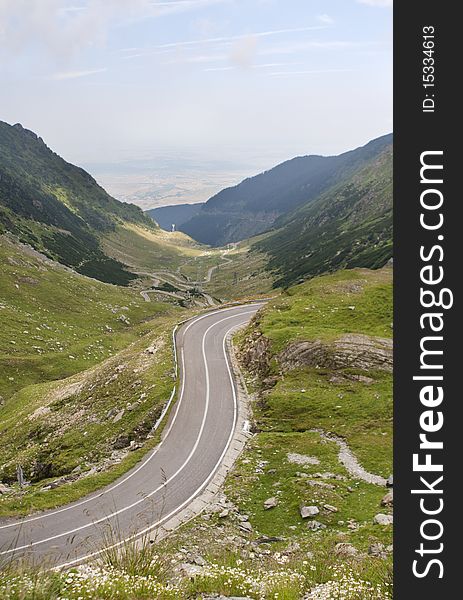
256 142 392 287
179 134 392 246
0 121 156 284
146 202 204 231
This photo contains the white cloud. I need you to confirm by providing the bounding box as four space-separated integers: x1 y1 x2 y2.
118 25 328 58
259 39 383 58
317 14 334 25
149 0 230 14
0 1 139 61
203 66 234 72
0 0 205 63
357 0 393 6
50 68 108 80
266 68 353 78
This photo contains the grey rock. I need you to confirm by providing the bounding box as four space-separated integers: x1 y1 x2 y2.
0 483 12 495
239 521 253 533
106 408 117 419
112 409 125 423
368 543 388 558
374 513 393 526
323 504 338 513
178 563 202 577
306 520 326 531
300 505 319 518
381 490 393 507
386 474 393 487
335 543 359 557
278 334 393 373
263 496 279 510
255 535 284 544
190 554 206 566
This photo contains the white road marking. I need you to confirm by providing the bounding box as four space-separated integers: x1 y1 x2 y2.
0 304 262 531
53 316 244 570
0 309 257 560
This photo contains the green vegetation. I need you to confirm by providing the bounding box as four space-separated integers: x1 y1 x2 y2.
211 267 394 593
0 544 391 599
0 121 155 284
180 133 392 248
102 224 276 303
257 145 392 288
260 268 392 350
259 371 392 477
205 239 276 302
0 235 175 401
238 267 392 475
102 223 207 273
226 431 391 542
0 120 393 597
0 311 179 515
0 234 191 514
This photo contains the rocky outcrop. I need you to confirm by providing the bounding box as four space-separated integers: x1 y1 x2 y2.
238 326 272 378
278 334 392 373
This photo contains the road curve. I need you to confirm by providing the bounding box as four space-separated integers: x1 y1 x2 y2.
0 303 262 569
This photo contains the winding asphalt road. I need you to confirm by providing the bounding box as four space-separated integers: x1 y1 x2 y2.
0 303 262 570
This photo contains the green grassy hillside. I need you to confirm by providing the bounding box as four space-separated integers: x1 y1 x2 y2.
0 121 156 284
0 234 186 514
256 145 392 288
239 267 393 473
228 267 392 561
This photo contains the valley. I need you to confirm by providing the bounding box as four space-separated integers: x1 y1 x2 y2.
0 121 393 599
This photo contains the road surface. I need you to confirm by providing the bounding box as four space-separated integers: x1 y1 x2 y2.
0 304 262 570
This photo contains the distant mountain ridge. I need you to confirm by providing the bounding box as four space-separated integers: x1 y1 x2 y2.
179 134 393 247
256 141 393 287
0 121 156 284
146 202 204 231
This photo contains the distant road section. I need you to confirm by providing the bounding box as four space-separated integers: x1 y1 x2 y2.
0 304 262 569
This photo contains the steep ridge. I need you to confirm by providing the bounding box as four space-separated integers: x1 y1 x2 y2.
180 133 392 247
0 121 156 284
256 141 392 287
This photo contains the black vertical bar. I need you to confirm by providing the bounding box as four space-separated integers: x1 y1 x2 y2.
394 2 458 597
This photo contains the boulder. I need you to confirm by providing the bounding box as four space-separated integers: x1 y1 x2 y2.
335 543 358 557
374 513 393 526
300 505 319 518
368 543 388 558
263 497 279 510
381 491 393 507
112 409 125 423
0 483 12 495
306 520 326 531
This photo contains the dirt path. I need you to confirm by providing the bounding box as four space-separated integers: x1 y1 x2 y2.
314 429 388 486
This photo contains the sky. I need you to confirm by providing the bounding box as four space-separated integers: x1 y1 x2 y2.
0 0 392 203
